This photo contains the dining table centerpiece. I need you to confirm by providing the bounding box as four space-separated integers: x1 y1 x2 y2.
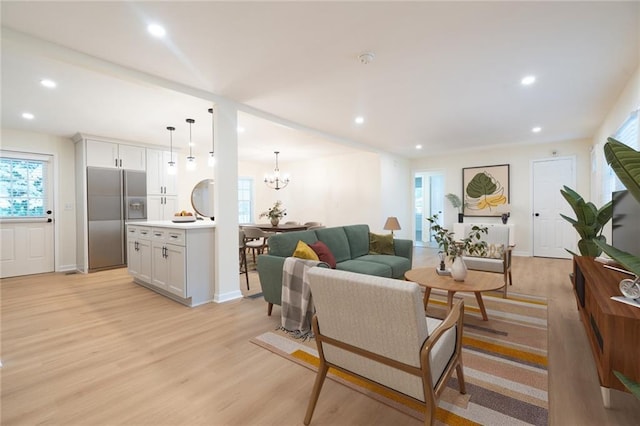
259 200 287 226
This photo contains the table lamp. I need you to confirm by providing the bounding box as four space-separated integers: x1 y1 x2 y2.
383 217 401 236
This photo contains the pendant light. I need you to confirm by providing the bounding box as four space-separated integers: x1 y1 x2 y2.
207 108 215 167
185 118 196 171
166 126 176 175
264 151 290 190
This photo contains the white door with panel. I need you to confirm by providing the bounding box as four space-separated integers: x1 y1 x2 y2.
146 149 177 195
148 195 179 220
0 152 55 278
532 157 576 258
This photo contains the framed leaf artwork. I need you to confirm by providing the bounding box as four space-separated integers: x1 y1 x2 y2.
463 164 510 217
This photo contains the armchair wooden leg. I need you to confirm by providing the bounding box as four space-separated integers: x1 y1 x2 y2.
456 361 466 394
304 362 329 425
267 302 273 316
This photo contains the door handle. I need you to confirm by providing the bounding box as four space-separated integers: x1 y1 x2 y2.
535 213 540 217
47 218 52 223
47 210 52 215
119 158 123 167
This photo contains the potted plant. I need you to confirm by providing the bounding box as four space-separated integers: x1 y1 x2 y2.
445 193 464 223
594 138 640 277
426 214 488 281
560 186 612 257
259 200 287 226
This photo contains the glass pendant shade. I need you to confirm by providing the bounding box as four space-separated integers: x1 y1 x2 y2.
186 118 196 171
166 126 176 175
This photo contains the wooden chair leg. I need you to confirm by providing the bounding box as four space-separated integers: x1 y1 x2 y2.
304 362 329 425
267 302 273 316
456 361 466 394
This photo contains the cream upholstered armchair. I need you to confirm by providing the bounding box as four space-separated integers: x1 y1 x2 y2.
460 224 513 297
304 268 465 426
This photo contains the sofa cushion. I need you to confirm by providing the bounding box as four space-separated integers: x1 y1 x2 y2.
337 259 392 278
293 240 319 261
267 230 318 257
309 241 337 269
315 227 351 263
368 232 395 255
343 224 371 258
358 254 411 279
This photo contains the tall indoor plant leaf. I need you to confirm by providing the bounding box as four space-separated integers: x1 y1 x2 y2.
560 185 612 257
603 138 640 203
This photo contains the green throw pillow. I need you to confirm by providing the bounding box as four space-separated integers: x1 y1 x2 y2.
369 232 395 255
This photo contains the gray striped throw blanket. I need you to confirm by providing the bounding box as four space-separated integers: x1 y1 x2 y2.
280 257 329 339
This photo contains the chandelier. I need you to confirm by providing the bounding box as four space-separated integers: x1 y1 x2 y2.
264 151 290 190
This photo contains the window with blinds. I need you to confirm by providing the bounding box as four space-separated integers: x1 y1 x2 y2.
0 156 49 218
604 109 639 200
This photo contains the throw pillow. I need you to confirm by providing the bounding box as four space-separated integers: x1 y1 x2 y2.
486 243 505 259
369 232 395 255
309 241 337 269
293 240 320 261
464 243 504 259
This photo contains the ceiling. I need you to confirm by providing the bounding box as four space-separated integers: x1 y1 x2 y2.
1 1 639 163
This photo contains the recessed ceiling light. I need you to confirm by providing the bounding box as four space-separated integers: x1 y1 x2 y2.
237 126 245 133
355 116 364 125
147 23 166 38
22 112 34 120
40 79 56 88
532 126 542 133
521 75 536 86
415 144 423 150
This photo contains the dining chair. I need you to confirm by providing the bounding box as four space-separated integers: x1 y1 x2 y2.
304 221 322 227
285 221 300 225
239 229 250 290
242 226 271 264
306 225 325 230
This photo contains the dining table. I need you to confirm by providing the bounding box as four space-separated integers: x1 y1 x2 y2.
249 223 309 233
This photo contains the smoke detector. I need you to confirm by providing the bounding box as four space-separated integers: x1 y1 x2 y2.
358 51 375 65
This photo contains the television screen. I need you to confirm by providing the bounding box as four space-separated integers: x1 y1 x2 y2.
611 190 640 258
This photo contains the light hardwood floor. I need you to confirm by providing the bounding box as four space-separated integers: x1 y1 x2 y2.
2 248 639 425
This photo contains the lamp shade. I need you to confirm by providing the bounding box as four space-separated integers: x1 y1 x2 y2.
383 216 401 232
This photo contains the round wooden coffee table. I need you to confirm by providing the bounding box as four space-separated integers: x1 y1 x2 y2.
404 267 505 321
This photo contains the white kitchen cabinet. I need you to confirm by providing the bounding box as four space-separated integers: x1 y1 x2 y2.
127 226 152 283
148 195 179 220
86 139 146 171
126 222 214 306
146 148 177 195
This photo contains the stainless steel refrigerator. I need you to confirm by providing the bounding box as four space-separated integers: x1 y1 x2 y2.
87 167 147 271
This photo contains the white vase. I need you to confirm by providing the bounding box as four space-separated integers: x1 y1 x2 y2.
270 217 280 227
451 257 467 281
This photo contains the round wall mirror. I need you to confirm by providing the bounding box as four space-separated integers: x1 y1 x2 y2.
191 179 215 219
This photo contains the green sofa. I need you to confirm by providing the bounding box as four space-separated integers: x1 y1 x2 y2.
257 224 413 315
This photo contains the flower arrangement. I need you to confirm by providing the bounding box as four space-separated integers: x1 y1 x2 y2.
259 200 287 220
426 214 488 260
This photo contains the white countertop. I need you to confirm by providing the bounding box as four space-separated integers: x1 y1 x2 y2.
127 220 216 229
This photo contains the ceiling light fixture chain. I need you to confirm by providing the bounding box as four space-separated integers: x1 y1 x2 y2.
186 118 196 171
264 151 290 191
166 126 176 175
207 108 215 167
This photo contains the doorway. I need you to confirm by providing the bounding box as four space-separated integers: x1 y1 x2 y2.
531 156 576 258
414 171 444 247
0 151 55 277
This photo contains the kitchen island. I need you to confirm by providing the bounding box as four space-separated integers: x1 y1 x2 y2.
126 220 215 306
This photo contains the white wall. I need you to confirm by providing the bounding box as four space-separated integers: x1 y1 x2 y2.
1 128 77 271
411 138 592 256
239 151 412 237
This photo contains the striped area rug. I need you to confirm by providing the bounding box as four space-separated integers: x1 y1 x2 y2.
251 290 548 425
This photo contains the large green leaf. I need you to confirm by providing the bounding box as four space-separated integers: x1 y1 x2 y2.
594 240 640 277
604 138 640 204
578 239 601 257
614 371 640 400
596 200 613 227
560 186 587 224
466 173 497 198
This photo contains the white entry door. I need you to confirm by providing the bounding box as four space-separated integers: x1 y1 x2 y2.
0 152 55 278
532 157 576 258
